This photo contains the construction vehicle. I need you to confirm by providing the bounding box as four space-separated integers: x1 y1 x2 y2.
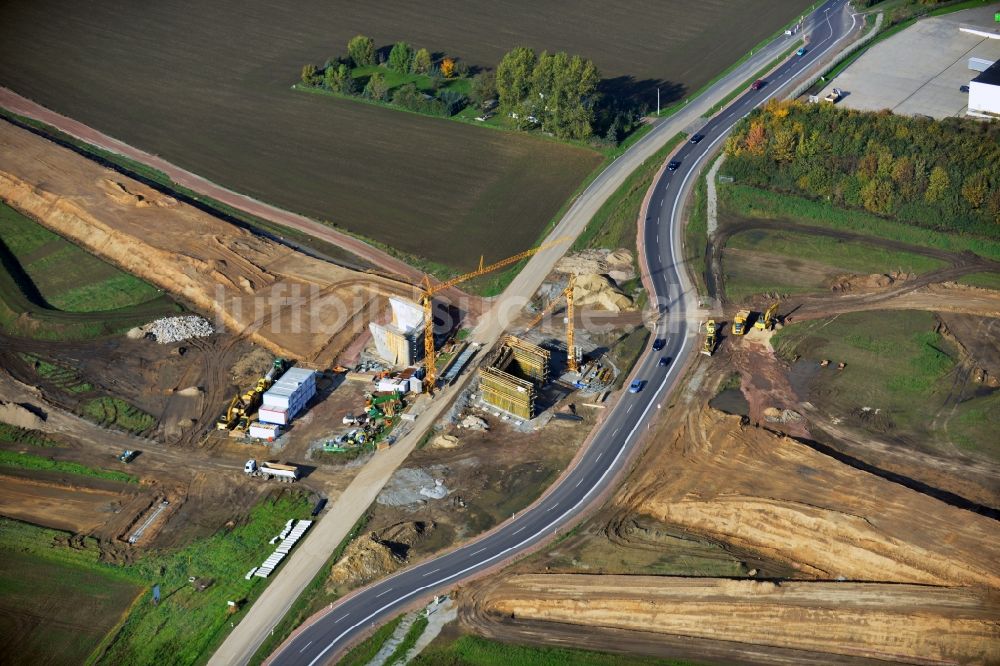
755 302 780 331
732 310 750 336
216 395 243 430
702 320 717 356
523 274 578 373
117 449 138 463
244 459 299 483
216 359 285 432
419 237 569 392
366 393 402 420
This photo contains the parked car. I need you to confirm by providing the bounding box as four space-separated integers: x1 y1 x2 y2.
960 84 970 93
751 79 765 91
667 160 681 171
118 449 138 463
796 47 807 56
652 338 666 351
629 380 645 393
689 133 705 144
659 357 670 367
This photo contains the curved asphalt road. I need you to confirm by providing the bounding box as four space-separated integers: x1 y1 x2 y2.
276 3 855 664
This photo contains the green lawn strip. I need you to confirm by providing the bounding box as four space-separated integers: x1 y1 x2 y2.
957 272 1000 291
684 152 717 299
20 353 95 393
722 253 820 302
0 450 136 484
612 326 652 390
720 184 1000 261
573 133 687 254
247 511 372 665
726 228 948 275
336 614 405 666
385 613 429 665
0 422 59 448
771 310 997 458
95 493 312 666
0 202 160 312
702 39 804 119
80 397 156 435
412 634 699 666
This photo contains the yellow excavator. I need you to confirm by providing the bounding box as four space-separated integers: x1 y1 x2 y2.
216 395 243 430
702 320 717 356
755 302 780 331
732 310 750 336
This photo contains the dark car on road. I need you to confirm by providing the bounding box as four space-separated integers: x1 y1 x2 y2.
796 47 807 56
629 380 645 393
689 134 705 144
751 79 765 91
667 161 681 171
652 338 666 351
659 357 670 367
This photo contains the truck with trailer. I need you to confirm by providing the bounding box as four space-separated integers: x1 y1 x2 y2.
244 459 299 482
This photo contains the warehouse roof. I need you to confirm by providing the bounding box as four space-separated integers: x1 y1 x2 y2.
972 60 1000 86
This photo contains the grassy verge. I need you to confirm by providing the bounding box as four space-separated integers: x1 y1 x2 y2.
339 614 405 666
81 397 157 435
91 493 312 665
20 353 95 393
0 422 59 448
957 272 1000 291
412 634 698 666
684 152 719 299
720 184 1000 261
0 450 136 483
385 613 428 664
702 40 804 119
247 511 372 664
611 326 652 390
727 228 947 275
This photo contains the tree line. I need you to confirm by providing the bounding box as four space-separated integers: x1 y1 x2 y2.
300 35 643 145
723 102 1000 235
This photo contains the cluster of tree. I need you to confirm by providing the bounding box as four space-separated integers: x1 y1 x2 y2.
495 47 601 140
723 101 1000 235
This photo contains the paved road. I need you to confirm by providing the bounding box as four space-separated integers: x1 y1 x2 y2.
274 2 857 664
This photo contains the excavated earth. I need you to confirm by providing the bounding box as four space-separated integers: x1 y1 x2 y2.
0 121 418 364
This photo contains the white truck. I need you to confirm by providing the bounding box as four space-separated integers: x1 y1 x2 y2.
244 459 299 483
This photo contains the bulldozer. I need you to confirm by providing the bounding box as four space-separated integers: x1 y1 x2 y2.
755 302 780 331
702 320 717 356
732 310 750 336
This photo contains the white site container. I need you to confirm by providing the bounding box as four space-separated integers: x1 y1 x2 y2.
249 422 282 441
263 368 317 412
258 407 289 426
377 379 405 393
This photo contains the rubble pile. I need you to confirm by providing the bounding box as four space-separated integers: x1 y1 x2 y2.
135 315 215 344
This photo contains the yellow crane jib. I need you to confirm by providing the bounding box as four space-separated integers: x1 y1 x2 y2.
420 237 569 392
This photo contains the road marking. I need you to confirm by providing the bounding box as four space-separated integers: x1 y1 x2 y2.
612 427 620 436
335 614 350 623
513 525 526 534
471 547 487 556
576 478 583 487
422 568 440 577
596 451 602 461
546 502 560 512
626 403 634 414
300 641 313 653
376 589 392 598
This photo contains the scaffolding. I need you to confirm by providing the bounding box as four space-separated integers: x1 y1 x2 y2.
479 336 551 419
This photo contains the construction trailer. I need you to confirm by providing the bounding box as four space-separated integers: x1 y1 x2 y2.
479 336 551 419
259 367 316 426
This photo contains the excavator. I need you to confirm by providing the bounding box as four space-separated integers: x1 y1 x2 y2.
702 320 717 356
216 395 243 430
216 358 286 432
754 302 780 331
732 310 750 336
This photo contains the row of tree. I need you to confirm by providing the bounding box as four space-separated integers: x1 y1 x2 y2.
723 102 1000 234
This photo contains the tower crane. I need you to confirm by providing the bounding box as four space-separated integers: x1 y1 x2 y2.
523 274 578 373
420 237 568 392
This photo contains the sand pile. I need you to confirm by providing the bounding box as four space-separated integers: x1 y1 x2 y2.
477 575 999 664
329 533 405 587
0 401 45 429
573 274 633 312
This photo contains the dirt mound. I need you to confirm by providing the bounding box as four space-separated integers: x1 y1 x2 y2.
474 574 999 664
0 122 415 362
573 274 633 312
0 400 45 429
328 521 434 587
556 248 636 284
620 406 1000 588
431 434 460 449
828 271 913 293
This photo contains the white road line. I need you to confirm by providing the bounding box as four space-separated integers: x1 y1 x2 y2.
576 478 583 487
422 568 440 577
299 641 313 653
513 525 526 535
470 547 486 556
546 503 560 512
375 589 392 598
596 451 603 461
626 403 634 414
335 614 350 623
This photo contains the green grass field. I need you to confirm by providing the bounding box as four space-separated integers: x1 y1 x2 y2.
0 202 160 312
958 272 1000 291
0 522 141 666
81 397 157 435
412 635 698 666
339 614 405 666
0 450 137 484
0 422 59 448
772 310 999 460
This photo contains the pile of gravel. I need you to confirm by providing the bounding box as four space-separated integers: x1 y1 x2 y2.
146 315 214 344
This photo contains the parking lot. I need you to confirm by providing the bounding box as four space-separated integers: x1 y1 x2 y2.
819 6 1000 119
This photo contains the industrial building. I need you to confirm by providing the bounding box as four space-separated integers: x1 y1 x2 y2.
259 367 317 426
479 336 550 420
968 60 1000 118
370 297 424 366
